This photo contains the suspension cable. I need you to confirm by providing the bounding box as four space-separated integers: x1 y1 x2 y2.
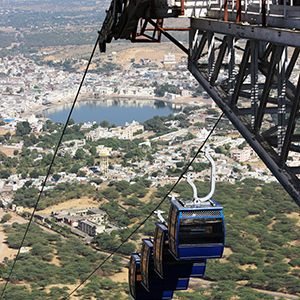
0 35 100 299
66 112 224 299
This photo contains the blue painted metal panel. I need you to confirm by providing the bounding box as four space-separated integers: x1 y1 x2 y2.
178 244 224 259
190 262 207 277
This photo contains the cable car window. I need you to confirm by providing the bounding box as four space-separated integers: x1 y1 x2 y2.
169 207 177 226
158 234 163 269
141 245 149 285
154 231 162 260
179 218 223 244
129 259 135 290
142 252 147 272
155 243 160 260
169 207 177 239
155 230 162 252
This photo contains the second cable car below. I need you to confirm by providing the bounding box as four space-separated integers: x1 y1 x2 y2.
140 239 175 299
153 222 207 282
129 253 154 300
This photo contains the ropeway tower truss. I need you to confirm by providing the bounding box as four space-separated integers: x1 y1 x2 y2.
98 0 300 206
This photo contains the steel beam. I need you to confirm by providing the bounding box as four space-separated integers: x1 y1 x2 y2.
188 60 300 205
148 19 189 54
207 32 215 80
191 32 207 61
277 47 288 153
286 48 300 80
210 36 228 85
254 45 284 133
227 36 235 98
231 40 251 106
250 40 259 129
206 10 300 30
280 76 300 164
191 18 300 47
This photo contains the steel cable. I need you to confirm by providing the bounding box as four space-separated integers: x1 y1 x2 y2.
0 35 100 300
66 112 224 299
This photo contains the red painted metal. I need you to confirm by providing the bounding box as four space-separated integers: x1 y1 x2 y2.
143 27 190 31
224 0 228 21
181 0 185 15
236 0 242 22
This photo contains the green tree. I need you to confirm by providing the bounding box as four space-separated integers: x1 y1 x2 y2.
93 232 119 251
102 188 120 201
0 169 10 178
4 132 11 141
16 121 32 136
77 170 86 177
154 83 180 97
23 134 38 147
119 241 136 255
0 213 12 223
74 148 85 160
144 116 169 133
29 169 42 178
14 187 39 207
100 120 110 128
90 146 97 156
52 174 61 182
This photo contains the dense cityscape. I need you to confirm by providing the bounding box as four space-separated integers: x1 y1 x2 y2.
0 1 299 299
0 49 276 230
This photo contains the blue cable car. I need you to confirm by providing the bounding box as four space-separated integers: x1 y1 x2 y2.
129 253 154 300
153 222 206 285
141 239 186 299
168 149 225 261
168 198 225 260
140 239 175 299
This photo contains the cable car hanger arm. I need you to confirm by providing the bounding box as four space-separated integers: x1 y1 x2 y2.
186 147 216 205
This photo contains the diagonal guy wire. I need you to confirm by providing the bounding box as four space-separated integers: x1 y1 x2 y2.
66 113 224 299
0 35 100 299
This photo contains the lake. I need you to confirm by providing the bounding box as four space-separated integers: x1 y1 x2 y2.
44 100 178 125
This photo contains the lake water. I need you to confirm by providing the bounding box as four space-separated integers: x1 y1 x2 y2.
44 100 177 125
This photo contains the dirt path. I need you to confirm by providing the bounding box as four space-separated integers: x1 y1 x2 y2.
189 278 299 299
252 288 299 300
0 210 28 226
109 267 128 283
115 43 183 67
0 146 17 157
0 227 17 262
0 128 14 136
0 209 28 262
37 197 100 214
44 282 82 300
286 212 300 227
106 268 300 299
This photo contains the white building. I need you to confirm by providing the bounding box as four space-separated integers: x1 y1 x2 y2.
163 53 176 69
110 121 144 140
231 147 253 162
85 127 112 141
78 220 105 236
